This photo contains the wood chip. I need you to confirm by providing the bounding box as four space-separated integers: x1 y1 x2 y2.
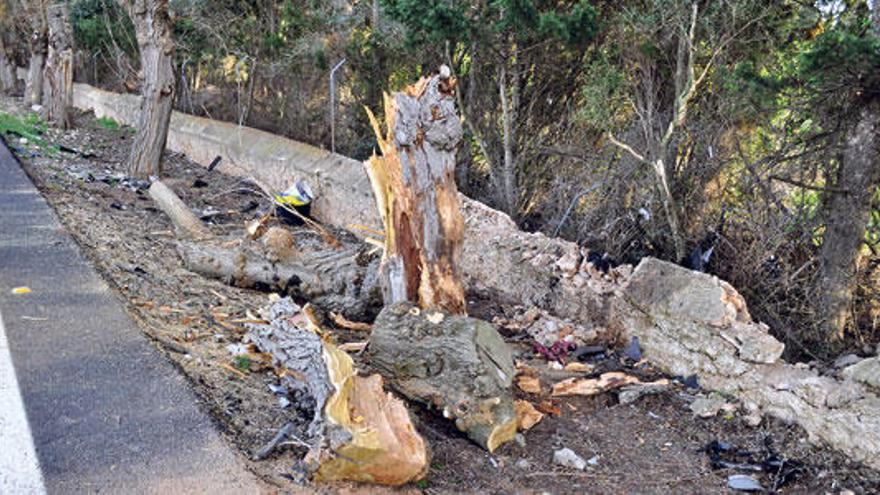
563 362 594 373
536 399 562 416
551 371 640 397
338 341 368 353
516 375 542 394
514 400 544 431
331 312 373 332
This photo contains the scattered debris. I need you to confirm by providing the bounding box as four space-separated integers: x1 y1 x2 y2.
553 448 587 470
622 336 642 362
517 375 542 395
689 395 729 418
618 379 670 405
533 339 577 363
551 372 640 397
514 400 544 431
727 474 763 492
706 438 804 490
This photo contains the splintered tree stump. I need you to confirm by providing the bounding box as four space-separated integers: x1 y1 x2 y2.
365 68 467 314
369 303 518 452
247 298 427 485
177 240 381 320
364 69 517 452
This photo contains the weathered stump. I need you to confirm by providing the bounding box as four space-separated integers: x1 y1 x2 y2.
369 303 518 452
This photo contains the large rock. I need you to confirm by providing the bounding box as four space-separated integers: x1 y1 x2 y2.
369 303 517 452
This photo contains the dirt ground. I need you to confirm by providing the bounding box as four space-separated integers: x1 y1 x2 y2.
2 97 879 494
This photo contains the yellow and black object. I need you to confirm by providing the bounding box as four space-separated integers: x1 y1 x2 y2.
274 180 314 225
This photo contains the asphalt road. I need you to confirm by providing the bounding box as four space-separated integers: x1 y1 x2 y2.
0 138 262 494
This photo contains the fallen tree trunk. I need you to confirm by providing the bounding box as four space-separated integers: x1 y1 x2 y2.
148 180 213 239
177 241 380 320
247 298 427 485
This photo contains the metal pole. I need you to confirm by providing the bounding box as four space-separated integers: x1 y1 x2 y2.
329 58 346 154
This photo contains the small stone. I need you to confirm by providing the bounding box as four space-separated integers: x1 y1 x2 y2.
689 395 726 418
553 448 586 470
743 411 762 427
514 434 526 448
515 458 531 470
727 474 763 492
278 397 290 408
586 455 599 466
834 353 861 369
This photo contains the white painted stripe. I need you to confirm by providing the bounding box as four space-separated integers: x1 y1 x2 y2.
0 309 46 494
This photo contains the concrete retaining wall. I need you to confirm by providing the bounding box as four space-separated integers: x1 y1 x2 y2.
72 83 379 232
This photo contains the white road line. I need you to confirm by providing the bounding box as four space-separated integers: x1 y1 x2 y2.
0 309 46 495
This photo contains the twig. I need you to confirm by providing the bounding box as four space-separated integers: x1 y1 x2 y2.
606 132 646 163
218 361 247 378
552 181 605 237
252 422 298 460
769 175 848 194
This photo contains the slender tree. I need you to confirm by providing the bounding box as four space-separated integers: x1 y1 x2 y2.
116 0 175 178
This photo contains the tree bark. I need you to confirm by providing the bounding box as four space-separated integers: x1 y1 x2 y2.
42 3 74 129
23 1 48 106
0 34 16 94
364 69 467 314
819 99 880 341
118 0 175 178
176 241 381 320
818 7 880 342
148 180 213 240
499 64 518 217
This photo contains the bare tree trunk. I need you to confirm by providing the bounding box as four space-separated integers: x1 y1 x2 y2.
118 0 175 179
364 68 467 314
42 3 74 128
498 64 518 217
24 2 48 106
0 35 16 94
819 99 880 341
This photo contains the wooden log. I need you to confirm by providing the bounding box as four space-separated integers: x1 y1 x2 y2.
369 303 518 452
364 68 467 314
248 298 427 485
148 180 213 240
176 240 381 320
